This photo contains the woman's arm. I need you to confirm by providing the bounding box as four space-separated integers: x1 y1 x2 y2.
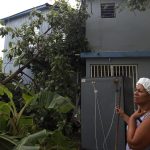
127 109 150 149
115 106 129 124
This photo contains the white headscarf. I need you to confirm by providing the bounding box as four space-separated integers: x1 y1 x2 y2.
136 77 150 94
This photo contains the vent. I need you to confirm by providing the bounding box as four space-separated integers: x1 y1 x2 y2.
90 64 137 87
101 3 116 18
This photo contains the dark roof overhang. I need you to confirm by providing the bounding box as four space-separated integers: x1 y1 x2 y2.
80 51 150 58
1 3 51 24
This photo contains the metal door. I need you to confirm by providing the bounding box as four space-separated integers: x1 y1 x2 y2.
81 77 134 150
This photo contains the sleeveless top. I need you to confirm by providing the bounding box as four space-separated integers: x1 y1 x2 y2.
126 112 150 150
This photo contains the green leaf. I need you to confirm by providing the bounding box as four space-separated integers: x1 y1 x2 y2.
48 94 75 113
37 91 54 108
48 130 77 150
0 84 4 95
0 19 5 26
9 42 13 48
0 102 10 117
0 116 8 131
16 130 47 149
59 102 75 113
22 93 34 104
0 134 17 150
17 146 40 150
19 116 33 127
51 130 66 144
0 84 13 100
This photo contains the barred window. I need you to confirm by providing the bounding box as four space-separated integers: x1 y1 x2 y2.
90 64 137 87
101 3 116 18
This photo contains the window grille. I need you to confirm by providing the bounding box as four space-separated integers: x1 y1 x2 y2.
101 3 116 18
90 64 137 87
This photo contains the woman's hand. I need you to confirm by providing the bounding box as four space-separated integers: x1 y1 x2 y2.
131 107 146 119
115 106 125 117
115 106 129 124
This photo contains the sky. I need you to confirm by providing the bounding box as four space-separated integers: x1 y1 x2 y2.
0 0 77 58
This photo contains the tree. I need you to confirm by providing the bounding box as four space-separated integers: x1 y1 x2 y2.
0 1 88 146
121 0 150 11
0 0 89 100
0 57 2 72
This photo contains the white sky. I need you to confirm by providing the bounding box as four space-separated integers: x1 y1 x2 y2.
0 0 77 58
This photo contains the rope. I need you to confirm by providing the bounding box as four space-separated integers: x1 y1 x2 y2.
92 81 99 150
102 94 117 149
92 81 117 150
114 80 122 150
96 95 108 150
94 89 99 150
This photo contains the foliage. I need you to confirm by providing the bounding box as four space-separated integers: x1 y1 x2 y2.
42 130 79 150
0 0 89 101
0 57 2 72
0 0 85 148
28 90 77 136
0 134 17 150
0 129 79 150
15 129 47 150
0 83 37 135
32 90 75 113
119 0 150 11
0 86 79 149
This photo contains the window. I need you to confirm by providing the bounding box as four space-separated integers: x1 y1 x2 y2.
101 3 116 18
90 64 137 88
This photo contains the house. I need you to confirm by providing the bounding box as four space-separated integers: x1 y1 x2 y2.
1 3 50 83
2 1 150 149
81 0 150 149
81 0 150 86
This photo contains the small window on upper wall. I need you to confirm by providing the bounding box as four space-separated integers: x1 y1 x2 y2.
101 3 116 18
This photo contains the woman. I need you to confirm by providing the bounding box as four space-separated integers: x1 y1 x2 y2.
116 77 150 150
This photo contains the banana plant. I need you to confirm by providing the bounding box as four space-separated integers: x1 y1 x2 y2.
32 90 75 113
0 134 17 150
15 129 47 150
0 83 37 135
15 129 78 150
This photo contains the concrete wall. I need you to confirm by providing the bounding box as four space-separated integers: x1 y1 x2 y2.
86 0 150 51
82 2 150 148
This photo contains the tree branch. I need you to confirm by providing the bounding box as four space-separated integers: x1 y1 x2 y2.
1 54 39 85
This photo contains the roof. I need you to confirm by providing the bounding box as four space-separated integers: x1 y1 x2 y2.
80 51 150 58
1 3 51 24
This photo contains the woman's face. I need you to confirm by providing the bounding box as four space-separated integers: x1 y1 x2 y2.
134 84 150 105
